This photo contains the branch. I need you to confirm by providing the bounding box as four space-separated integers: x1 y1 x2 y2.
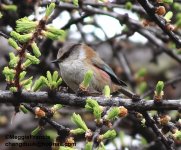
137 0 181 48
0 90 180 111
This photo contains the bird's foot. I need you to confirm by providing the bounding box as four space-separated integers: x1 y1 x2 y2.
132 94 141 101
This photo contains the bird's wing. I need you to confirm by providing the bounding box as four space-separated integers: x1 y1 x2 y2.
91 56 127 86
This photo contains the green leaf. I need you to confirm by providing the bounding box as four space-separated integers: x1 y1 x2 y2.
10 31 32 43
47 71 53 84
85 98 102 119
20 77 33 86
52 71 58 81
45 3 55 18
70 128 85 135
156 81 164 95
46 26 65 36
73 0 79 7
1 4 17 11
16 17 37 33
125 2 132 10
26 53 40 64
31 126 41 136
71 113 88 131
22 59 32 69
163 0 173 4
103 85 110 98
102 130 116 140
9 52 19 68
85 142 93 150
43 31 62 40
81 70 93 89
20 71 27 81
8 38 20 50
45 129 58 141
106 107 119 120
32 76 48 91
9 87 17 92
0 12 2 18
19 105 29 113
31 42 41 57
51 104 63 112
164 11 173 22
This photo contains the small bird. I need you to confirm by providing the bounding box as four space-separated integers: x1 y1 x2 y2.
52 43 127 94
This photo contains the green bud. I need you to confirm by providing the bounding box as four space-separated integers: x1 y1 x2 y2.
141 118 146 127
9 87 17 92
156 81 164 95
24 80 32 91
137 82 147 94
173 130 181 141
59 146 75 150
10 31 32 43
70 128 85 135
93 107 102 120
20 76 33 86
22 59 32 69
52 71 58 81
32 76 47 91
125 2 132 10
173 3 181 11
106 107 119 120
0 12 2 18
102 130 116 140
3 67 15 82
176 20 181 28
19 104 29 113
45 3 55 18
31 42 41 57
85 98 102 120
163 0 173 4
73 0 79 7
46 26 65 36
47 71 53 84
85 142 93 150
16 17 37 33
31 126 41 136
9 52 19 68
56 77 62 88
20 71 27 81
1 4 17 11
71 113 88 131
85 98 99 111
80 70 93 89
9 52 16 61
164 11 173 22
3 67 15 76
26 53 40 64
135 68 147 78
8 38 20 50
44 130 58 141
42 31 61 40
103 85 110 98
51 104 63 112
10 31 20 40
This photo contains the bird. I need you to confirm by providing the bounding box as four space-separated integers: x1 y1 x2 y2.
52 43 127 94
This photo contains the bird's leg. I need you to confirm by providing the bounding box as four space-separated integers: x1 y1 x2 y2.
119 87 141 101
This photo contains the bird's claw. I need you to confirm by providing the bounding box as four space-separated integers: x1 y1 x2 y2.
132 94 141 101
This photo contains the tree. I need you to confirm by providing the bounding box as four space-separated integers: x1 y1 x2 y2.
0 0 181 150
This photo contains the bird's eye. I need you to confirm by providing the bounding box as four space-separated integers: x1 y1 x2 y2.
61 51 71 60
60 43 81 61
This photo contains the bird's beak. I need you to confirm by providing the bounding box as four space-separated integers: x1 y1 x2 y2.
51 59 60 63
